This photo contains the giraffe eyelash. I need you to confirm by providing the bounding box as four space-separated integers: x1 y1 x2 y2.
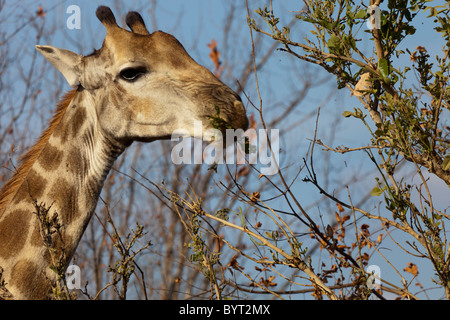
119 66 147 82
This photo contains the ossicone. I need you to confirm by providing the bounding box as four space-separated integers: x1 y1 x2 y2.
125 11 150 35
96 6 118 28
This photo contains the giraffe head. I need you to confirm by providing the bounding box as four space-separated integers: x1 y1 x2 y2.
35 6 248 145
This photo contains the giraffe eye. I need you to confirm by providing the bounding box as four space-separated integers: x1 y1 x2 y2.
119 66 147 82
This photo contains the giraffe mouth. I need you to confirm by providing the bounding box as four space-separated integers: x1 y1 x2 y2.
203 101 248 133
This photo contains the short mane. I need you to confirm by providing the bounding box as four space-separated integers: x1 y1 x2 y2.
0 88 78 216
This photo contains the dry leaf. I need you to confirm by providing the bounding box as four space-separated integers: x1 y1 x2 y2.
404 263 418 277
358 252 370 262
411 46 427 62
259 275 277 287
416 46 427 53
336 203 344 213
376 233 383 243
227 254 244 271
250 191 260 202
335 211 340 223
353 72 372 97
249 113 257 130
207 39 224 77
214 234 224 252
326 225 334 239
267 275 277 286
236 166 250 179
361 224 370 237
415 282 424 289
36 5 46 17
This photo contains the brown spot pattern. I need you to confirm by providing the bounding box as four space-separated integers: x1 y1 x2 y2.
70 106 87 135
0 210 30 259
12 169 47 205
47 178 77 225
37 144 63 171
10 259 52 300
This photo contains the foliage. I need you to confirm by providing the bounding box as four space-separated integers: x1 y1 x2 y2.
244 0 450 299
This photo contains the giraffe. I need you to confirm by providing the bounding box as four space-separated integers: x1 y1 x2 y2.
0 6 248 300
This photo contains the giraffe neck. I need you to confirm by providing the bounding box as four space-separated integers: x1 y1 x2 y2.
0 88 125 299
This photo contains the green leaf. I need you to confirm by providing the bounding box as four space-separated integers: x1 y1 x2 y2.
442 155 450 171
342 111 354 118
378 58 390 83
345 35 356 50
371 186 384 197
354 9 367 19
328 34 340 51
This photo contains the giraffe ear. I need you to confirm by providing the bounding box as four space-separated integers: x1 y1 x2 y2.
36 45 82 87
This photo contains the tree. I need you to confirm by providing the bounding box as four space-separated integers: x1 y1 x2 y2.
225 0 449 299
